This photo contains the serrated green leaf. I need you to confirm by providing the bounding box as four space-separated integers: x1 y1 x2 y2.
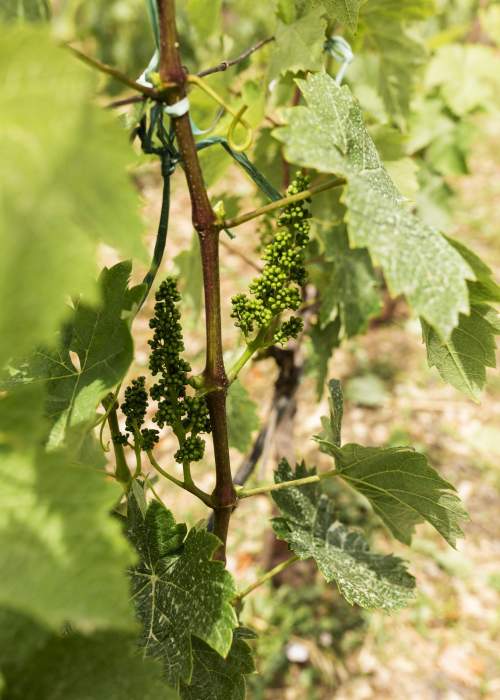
422 306 498 402
321 0 362 31
269 7 327 78
309 317 341 399
271 461 415 610
317 442 468 547
446 237 500 305
227 380 260 453
180 629 255 700
320 226 381 336
0 27 144 368
9 262 137 448
0 445 134 629
2 626 179 700
275 73 473 339
127 495 238 687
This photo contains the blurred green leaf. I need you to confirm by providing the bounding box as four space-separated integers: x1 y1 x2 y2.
0 27 144 368
269 7 327 77
227 380 260 453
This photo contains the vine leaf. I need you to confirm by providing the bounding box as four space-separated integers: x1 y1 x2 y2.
421 237 499 400
275 72 473 339
317 440 469 547
271 461 416 611
269 7 327 77
126 494 238 688
357 0 431 125
10 262 139 447
0 444 135 630
0 619 179 700
180 629 256 700
227 380 260 453
0 27 144 368
322 0 362 32
421 306 498 402
319 225 382 336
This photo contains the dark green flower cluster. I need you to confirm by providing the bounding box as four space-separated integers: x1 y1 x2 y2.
119 376 160 451
148 277 211 464
231 173 311 344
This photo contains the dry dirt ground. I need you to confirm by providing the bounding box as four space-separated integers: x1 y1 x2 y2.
112 116 500 700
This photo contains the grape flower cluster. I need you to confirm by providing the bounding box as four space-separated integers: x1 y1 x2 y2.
118 278 211 463
148 277 211 464
231 173 311 345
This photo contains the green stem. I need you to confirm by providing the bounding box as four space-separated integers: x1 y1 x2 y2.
234 555 300 601
237 469 340 499
67 45 162 98
227 328 268 384
222 177 345 230
103 395 130 485
147 451 214 507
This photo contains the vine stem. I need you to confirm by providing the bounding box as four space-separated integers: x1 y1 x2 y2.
234 555 299 601
222 177 346 229
197 36 275 78
237 469 340 499
157 0 235 561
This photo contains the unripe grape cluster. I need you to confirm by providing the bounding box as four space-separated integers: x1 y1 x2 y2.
148 277 211 464
119 376 160 450
231 173 311 344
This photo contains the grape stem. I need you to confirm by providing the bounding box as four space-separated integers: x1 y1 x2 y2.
197 36 275 78
147 451 214 507
222 177 346 230
234 555 300 602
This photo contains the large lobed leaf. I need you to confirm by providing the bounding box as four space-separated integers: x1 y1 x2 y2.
126 494 238 688
275 72 473 339
271 460 415 610
0 26 144 368
9 261 142 447
269 6 327 78
180 630 255 700
318 441 468 547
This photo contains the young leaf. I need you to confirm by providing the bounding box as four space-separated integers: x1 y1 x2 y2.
0 445 135 629
421 306 498 402
126 495 238 687
271 461 416 610
227 380 260 453
275 73 473 339
317 441 468 547
180 630 255 700
11 262 138 447
0 27 144 368
269 7 327 78
3 628 179 700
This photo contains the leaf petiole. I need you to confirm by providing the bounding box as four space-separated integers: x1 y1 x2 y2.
234 555 300 601
237 469 340 499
